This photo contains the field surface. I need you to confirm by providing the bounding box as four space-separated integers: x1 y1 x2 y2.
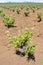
0 3 43 65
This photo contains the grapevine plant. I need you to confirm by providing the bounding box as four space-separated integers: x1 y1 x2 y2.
0 10 5 17
9 30 32 48
32 8 35 13
8 30 35 59
0 10 15 28
16 8 20 14
37 12 42 22
3 15 15 28
25 38 35 59
32 6 35 13
10 8 15 12
24 10 29 16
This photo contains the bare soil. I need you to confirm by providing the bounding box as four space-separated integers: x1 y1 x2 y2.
0 7 43 65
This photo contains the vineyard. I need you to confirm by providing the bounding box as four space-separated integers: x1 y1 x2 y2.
0 3 43 65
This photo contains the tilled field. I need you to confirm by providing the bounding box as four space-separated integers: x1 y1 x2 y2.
0 7 43 65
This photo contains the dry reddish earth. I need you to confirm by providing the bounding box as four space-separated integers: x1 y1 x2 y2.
0 7 43 65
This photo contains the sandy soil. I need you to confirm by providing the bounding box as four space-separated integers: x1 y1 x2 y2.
0 7 43 65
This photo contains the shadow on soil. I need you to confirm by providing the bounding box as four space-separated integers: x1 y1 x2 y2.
5 25 17 28
27 53 35 61
16 50 35 61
